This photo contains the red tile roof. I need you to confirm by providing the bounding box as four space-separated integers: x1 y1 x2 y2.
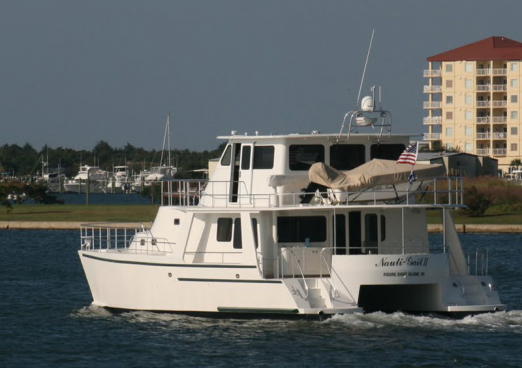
427 36 522 62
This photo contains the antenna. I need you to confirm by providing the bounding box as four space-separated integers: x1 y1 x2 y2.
355 29 375 109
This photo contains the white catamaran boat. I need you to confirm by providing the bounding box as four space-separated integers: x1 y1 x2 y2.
78 93 505 318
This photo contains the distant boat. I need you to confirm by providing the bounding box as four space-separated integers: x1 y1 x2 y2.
144 114 177 186
106 166 132 193
64 165 109 194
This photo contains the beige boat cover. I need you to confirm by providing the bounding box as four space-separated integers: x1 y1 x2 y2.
308 159 445 191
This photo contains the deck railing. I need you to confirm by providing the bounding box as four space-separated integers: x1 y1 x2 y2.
157 176 464 208
80 223 173 254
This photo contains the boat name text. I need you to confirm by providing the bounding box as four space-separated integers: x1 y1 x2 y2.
375 256 429 268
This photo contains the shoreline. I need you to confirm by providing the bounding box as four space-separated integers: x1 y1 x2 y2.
1 221 522 233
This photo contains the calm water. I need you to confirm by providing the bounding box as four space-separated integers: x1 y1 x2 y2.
1 231 522 367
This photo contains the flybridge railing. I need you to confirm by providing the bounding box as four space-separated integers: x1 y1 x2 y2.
159 176 464 208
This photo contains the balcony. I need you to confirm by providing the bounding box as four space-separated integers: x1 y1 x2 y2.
476 117 490 124
423 116 442 125
492 117 507 123
492 84 508 91
476 148 490 156
493 132 507 139
477 68 507 75
423 69 442 77
423 85 442 93
423 101 441 109
477 101 490 107
492 101 507 107
476 133 491 139
477 85 491 92
423 133 441 140
493 148 507 156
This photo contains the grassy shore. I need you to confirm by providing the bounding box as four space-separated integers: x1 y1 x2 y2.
0 204 159 222
1 204 522 225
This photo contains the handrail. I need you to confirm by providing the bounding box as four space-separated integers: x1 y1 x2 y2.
319 248 339 299
278 248 309 298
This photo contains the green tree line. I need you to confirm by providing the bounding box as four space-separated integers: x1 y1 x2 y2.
0 141 226 179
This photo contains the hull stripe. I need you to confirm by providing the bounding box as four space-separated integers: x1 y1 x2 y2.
178 278 282 284
81 253 257 269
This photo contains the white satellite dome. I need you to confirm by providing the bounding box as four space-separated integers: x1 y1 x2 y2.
361 95 374 112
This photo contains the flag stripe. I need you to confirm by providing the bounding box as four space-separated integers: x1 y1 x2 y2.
397 142 418 165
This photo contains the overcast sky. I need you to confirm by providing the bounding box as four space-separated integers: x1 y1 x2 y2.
1 0 522 152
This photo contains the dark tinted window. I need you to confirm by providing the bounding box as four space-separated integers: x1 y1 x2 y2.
330 144 365 170
289 145 325 171
253 146 274 169
241 146 251 170
233 218 242 249
370 144 406 160
220 145 231 166
252 218 259 249
381 215 386 241
277 216 327 243
217 218 233 242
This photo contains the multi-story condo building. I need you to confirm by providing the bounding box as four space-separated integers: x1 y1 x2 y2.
423 36 522 173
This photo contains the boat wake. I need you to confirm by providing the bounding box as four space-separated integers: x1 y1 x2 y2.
326 310 522 333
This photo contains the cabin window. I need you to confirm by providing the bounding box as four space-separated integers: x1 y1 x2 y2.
220 145 232 166
277 216 326 243
380 215 386 241
241 146 251 170
330 145 365 170
289 145 324 171
370 144 406 161
217 218 233 242
233 218 242 249
364 214 378 253
174 218 180 225
252 218 259 249
253 146 275 169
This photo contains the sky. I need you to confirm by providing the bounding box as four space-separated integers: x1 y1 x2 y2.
1 0 522 153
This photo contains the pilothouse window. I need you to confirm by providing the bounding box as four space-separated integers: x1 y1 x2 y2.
370 144 406 161
220 145 232 166
253 146 275 169
330 145 365 170
289 145 324 171
217 218 233 242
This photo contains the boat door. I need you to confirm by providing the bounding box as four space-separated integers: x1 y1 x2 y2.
229 143 254 204
238 144 254 204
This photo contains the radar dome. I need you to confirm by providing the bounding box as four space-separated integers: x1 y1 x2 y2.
361 96 374 112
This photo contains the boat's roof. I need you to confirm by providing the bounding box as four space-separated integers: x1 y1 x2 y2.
217 132 410 142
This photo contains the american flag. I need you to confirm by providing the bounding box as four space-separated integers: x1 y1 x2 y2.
397 142 418 165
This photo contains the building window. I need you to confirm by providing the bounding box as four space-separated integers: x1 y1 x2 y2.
511 127 518 135
446 80 453 88
446 143 454 150
217 218 233 242
511 111 519 120
465 95 473 105
446 111 453 120
445 127 453 137
465 79 473 89
465 127 473 136
289 145 324 171
253 146 275 169
511 143 518 152
465 143 473 152
511 79 519 88
511 95 518 104
511 62 519 72
445 63 453 72
446 96 453 104
465 111 473 120
465 62 473 72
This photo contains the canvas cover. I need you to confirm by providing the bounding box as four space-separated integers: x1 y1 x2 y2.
308 159 445 191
